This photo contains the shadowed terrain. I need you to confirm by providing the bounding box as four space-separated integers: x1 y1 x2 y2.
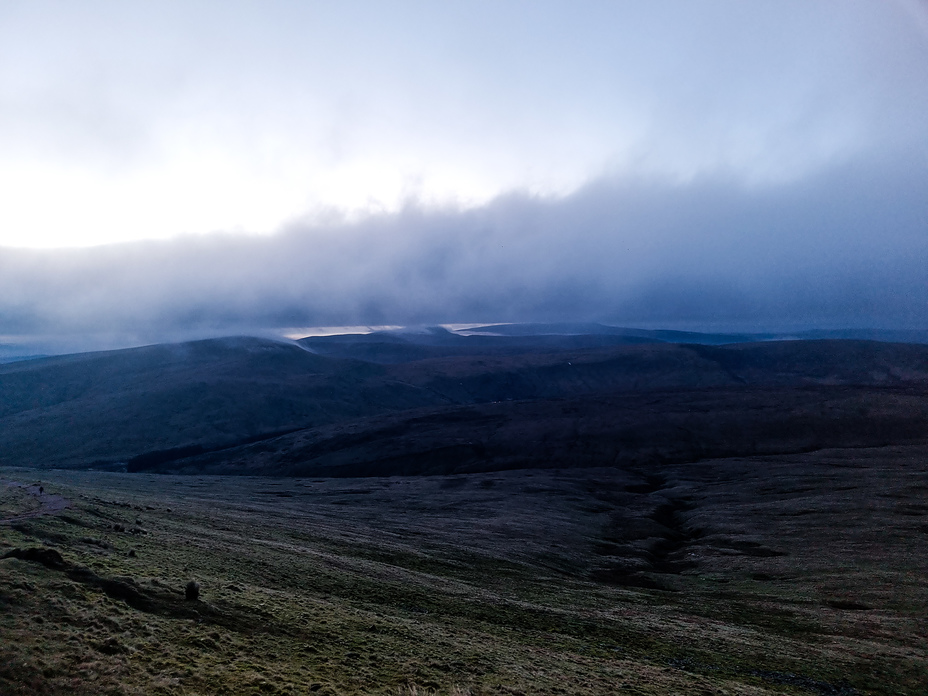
1 331 927 475
1 328 926 694
1 445 926 695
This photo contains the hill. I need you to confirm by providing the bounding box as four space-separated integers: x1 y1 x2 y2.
2 328 927 695
1 331 927 475
0 337 443 469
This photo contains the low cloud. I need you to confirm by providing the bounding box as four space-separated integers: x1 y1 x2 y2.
1 149 926 352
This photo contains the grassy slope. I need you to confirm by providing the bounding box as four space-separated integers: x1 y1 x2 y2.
2 446 927 695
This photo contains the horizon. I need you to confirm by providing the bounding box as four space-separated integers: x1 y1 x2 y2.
4 321 928 364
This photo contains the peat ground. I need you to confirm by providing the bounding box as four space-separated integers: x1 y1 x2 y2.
2 445 926 695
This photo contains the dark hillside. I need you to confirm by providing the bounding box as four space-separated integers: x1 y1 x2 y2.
0 337 349 418
385 339 928 401
1 334 927 474
157 384 928 476
0 337 444 469
687 339 928 384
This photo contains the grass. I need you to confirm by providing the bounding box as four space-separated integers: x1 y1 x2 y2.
2 448 927 695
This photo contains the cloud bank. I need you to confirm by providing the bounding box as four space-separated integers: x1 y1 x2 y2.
1 0 927 247
1 2 927 351
2 149 926 350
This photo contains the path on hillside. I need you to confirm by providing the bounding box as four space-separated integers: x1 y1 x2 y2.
0 479 70 524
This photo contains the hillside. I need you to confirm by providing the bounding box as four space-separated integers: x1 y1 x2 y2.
0 337 442 469
1 332 927 475
2 330 928 695
2 444 927 694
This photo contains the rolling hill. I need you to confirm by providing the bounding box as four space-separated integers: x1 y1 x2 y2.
1 330 927 475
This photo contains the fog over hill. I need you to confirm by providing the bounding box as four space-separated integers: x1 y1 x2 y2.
2 152 927 358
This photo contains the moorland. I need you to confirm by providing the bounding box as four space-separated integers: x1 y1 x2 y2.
1 325 926 694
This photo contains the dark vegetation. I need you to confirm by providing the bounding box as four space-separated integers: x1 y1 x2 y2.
0 325 926 694
1 328 927 476
2 447 927 694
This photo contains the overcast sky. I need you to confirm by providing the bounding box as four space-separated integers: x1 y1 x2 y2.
1 0 927 348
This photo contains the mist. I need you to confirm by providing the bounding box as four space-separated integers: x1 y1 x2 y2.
1 147 925 355
2 2 927 357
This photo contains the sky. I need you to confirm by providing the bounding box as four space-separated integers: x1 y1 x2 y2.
1 0 927 350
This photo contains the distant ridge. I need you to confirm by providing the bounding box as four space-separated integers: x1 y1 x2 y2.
2 331 928 475
0 354 50 365
785 328 928 344
464 323 759 344
299 324 928 364
465 323 928 345
297 324 657 363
